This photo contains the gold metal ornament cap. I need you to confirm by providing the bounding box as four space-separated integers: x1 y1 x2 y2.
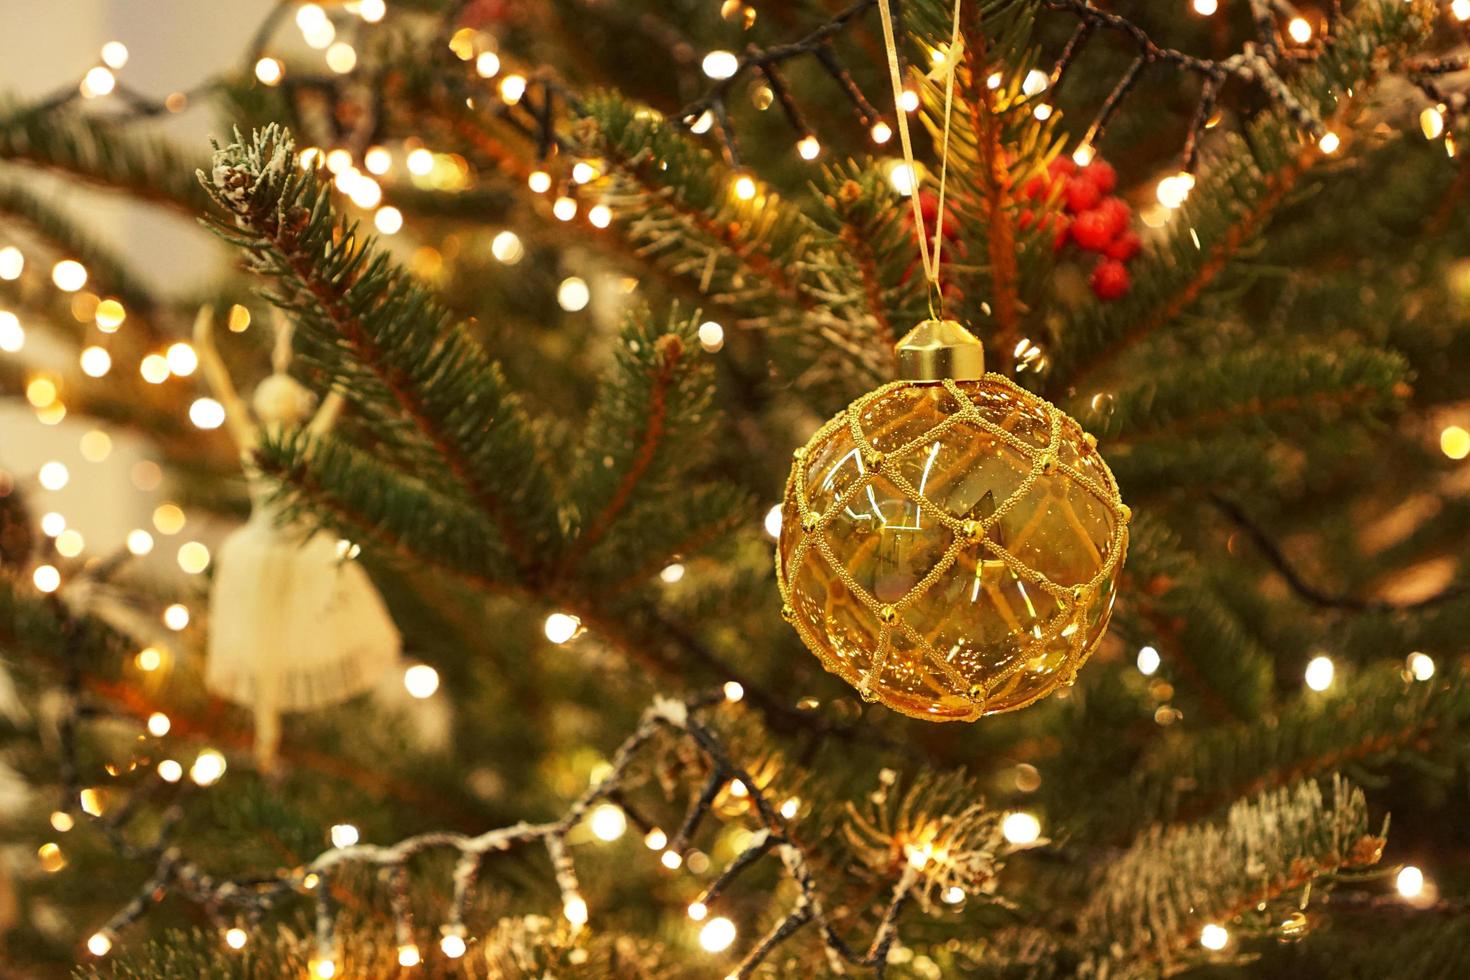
895 319 986 381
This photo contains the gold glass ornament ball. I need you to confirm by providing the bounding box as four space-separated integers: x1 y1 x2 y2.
776 325 1127 722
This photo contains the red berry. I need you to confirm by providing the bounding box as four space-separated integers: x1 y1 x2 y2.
1070 210 1115 252
1082 159 1117 194
1090 259 1131 300
1052 215 1072 253
1022 174 1050 201
1065 178 1102 215
1096 197 1131 238
1048 156 1077 178
1106 231 1142 262
919 190 940 222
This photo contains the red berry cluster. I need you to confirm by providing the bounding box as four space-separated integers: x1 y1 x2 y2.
1020 156 1140 302
899 190 967 300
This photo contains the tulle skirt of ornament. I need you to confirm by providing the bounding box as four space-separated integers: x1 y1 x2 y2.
205 520 400 732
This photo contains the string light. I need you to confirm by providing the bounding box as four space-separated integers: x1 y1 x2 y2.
564 893 589 926
325 42 357 73
702 50 739 79
1001 811 1041 845
732 174 757 200
311 957 337 979
164 603 191 630
723 681 745 702
127 529 154 555
572 161 599 184
78 344 113 376
1396 865 1425 899
527 170 552 193
660 562 687 584
87 932 113 957
140 353 169 384
699 916 737 953
254 58 284 86
698 320 725 351
797 135 821 160
763 505 782 539
51 811 74 832
228 304 252 332
1192 0 1218 14
1072 143 1096 166
374 206 403 234
1199 923 1229 951
397 944 420 966
553 196 578 221
1440 425 1470 460
101 41 129 69
550 277 589 313
1304 655 1335 692
943 886 966 904
1454 0 1470 20
135 646 163 671
1318 131 1341 155
189 397 226 430
154 503 186 534
166 341 198 376
888 162 918 197
0 310 23 352
439 932 467 958
1407 652 1435 681
178 541 211 574
41 512 65 537
56 529 84 558
899 89 920 112
499 74 527 104
644 828 668 850
147 712 171 737
80 788 104 816
359 0 386 22
0 246 23 279
405 147 434 177
33 565 61 593
544 612 581 643
688 901 708 921
589 803 628 841
661 849 683 869
588 203 612 228
330 823 360 848
490 230 525 265
189 749 227 787
225 928 248 950
1136 645 1161 675
27 377 57 407
476 50 501 78
780 797 800 819
81 66 116 98
158 759 183 782
1287 17 1313 44
870 121 893 144
52 260 88 291
404 663 440 698
1156 172 1195 209
1421 106 1446 141
39 461 70 490
690 111 714 135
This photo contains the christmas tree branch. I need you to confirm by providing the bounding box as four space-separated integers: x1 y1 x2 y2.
0 103 210 215
83 690 1009 975
199 125 563 574
1077 775 1384 974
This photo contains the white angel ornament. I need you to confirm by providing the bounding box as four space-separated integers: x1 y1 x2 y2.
194 307 400 771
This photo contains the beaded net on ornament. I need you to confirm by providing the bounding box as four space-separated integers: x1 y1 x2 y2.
777 375 1128 721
